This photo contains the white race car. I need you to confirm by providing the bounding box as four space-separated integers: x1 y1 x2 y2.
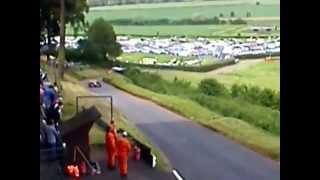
88 80 102 88
112 66 126 73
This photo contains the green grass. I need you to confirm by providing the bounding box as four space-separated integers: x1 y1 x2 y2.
118 53 219 65
89 1 279 21
68 24 279 37
123 68 279 135
102 72 280 160
112 24 279 37
61 74 171 171
145 59 280 91
67 0 279 37
119 53 175 64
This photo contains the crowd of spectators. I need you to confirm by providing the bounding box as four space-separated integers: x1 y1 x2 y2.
40 69 65 161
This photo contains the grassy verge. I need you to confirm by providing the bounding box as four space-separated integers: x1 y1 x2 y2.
101 72 279 160
144 59 280 91
61 74 171 171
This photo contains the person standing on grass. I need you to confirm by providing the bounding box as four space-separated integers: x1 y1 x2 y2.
105 126 117 170
117 131 132 177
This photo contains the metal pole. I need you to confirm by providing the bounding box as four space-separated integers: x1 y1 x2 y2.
76 96 79 113
110 96 113 120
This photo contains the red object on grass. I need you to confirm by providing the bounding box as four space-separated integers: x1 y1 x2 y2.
133 146 141 161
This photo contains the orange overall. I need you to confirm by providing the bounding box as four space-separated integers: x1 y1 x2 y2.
110 126 118 141
117 137 132 176
106 131 117 169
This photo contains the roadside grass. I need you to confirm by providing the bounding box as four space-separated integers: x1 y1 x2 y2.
61 74 171 171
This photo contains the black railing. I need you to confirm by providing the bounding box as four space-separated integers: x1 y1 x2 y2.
76 95 114 120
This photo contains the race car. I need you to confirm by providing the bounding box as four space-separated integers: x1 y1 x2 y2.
112 66 126 74
88 80 102 88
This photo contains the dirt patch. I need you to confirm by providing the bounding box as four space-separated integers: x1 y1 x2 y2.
207 59 264 75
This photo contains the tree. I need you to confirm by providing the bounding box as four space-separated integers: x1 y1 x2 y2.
199 79 227 96
40 0 89 81
219 13 224 18
87 18 122 61
230 11 235 17
246 11 251 17
256 1 260 5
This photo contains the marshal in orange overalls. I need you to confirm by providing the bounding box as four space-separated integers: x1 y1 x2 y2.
110 121 118 141
117 136 132 177
105 131 117 169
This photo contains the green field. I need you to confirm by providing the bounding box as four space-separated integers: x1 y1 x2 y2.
89 1 279 20
110 24 279 37
68 24 279 37
119 53 175 63
67 0 279 37
144 59 280 91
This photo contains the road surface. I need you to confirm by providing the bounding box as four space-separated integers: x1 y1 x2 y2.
83 80 280 180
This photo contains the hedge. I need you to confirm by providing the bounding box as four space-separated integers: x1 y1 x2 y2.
113 59 236 72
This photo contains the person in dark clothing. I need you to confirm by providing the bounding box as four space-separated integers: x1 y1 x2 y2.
46 103 61 129
43 121 61 160
43 86 56 109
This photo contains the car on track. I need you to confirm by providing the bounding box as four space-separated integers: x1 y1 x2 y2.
88 80 102 88
112 66 126 74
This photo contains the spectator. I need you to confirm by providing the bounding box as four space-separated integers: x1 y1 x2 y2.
40 85 44 104
53 82 59 94
43 85 56 109
43 121 61 160
46 105 61 129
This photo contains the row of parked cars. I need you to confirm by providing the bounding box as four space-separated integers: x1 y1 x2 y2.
118 36 280 60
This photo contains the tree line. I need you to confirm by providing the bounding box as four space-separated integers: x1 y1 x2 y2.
107 17 247 25
88 0 187 6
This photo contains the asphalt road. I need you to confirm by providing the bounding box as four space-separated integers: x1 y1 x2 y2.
82 80 280 180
